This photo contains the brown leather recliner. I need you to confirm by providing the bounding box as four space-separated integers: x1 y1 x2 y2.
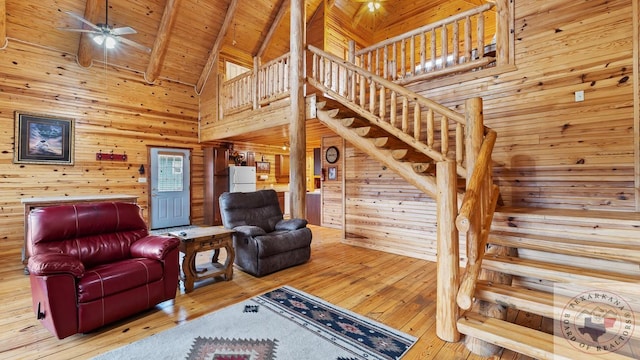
219 189 312 277
26 202 180 339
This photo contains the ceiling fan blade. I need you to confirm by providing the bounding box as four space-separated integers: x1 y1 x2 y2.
111 27 137 36
64 11 101 31
116 36 151 53
58 28 100 34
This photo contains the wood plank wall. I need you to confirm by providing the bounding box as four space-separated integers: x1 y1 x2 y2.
321 135 343 228
335 0 637 259
0 41 200 264
424 0 635 211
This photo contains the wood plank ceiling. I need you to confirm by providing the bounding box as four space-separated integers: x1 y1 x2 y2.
1 0 480 148
3 0 336 91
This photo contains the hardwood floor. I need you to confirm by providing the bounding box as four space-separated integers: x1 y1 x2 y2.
0 225 532 359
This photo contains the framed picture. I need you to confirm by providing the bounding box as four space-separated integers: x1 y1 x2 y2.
328 166 337 180
14 112 74 165
256 161 270 173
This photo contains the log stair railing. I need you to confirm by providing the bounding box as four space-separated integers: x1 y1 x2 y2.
308 45 500 344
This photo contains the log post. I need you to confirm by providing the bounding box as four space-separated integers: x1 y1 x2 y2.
0 0 7 49
348 41 356 101
436 159 460 342
289 0 306 219
253 56 260 110
464 97 483 264
495 0 510 66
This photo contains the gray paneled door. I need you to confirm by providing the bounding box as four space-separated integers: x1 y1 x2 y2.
150 147 191 229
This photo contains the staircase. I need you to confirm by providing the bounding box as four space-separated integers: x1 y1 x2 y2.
457 208 640 359
305 45 639 359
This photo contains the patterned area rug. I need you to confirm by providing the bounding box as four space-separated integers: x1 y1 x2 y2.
92 286 417 360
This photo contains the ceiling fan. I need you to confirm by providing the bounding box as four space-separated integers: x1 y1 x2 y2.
60 0 150 53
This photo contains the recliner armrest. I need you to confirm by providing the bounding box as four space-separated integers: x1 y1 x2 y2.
130 235 180 260
234 225 267 236
28 254 84 277
275 218 308 231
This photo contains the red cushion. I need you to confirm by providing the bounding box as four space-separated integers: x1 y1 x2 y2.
77 258 163 303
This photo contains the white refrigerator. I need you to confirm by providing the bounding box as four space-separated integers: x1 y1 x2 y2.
229 166 257 192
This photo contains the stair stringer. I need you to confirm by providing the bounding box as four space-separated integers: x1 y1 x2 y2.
316 107 441 198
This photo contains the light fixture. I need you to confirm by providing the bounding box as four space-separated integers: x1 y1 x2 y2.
93 34 116 49
232 23 237 46
368 1 381 12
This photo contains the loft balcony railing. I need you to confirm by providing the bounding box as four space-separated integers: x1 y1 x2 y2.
222 53 291 116
351 2 508 85
221 2 510 118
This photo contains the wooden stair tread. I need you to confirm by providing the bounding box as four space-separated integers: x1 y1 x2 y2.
475 281 640 340
482 255 640 300
475 281 557 318
488 230 640 263
496 206 640 225
458 313 638 360
483 255 640 286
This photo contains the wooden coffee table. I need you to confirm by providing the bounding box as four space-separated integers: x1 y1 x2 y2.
169 227 235 293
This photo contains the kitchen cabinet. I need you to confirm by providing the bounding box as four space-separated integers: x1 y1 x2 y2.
306 192 321 226
275 154 289 183
204 147 230 225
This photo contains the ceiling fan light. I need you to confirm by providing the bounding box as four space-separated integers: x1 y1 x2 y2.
105 36 116 49
92 34 105 46
368 2 375 12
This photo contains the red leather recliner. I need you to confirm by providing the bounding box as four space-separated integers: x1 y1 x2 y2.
26 202 180 339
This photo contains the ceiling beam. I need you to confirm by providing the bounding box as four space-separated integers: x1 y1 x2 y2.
257 0 290 58
77 0 101 68
195 0 239 94
145 0 182 83
0 0 6 47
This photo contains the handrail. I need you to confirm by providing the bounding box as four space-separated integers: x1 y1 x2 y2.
455 129 500 310
308 44 475 177
456 129 497 234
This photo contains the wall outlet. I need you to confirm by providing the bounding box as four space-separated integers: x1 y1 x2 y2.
575 90 584 102
138 177 147 183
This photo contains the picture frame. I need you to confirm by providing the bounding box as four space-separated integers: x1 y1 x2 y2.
14 112 74 165
328 166 337 180
256 161 270 173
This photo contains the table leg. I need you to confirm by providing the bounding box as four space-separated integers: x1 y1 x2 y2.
224 237 235 281
211 249 220 264
182 246 196 293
